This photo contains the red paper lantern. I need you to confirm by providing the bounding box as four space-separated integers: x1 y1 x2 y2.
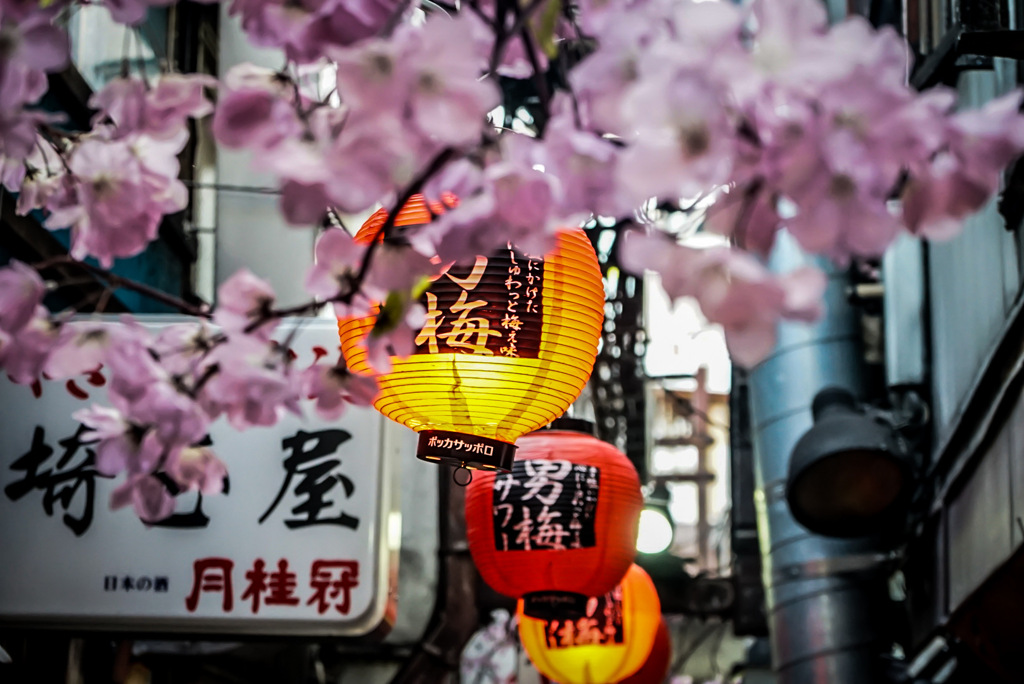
465 423 642 608
615 617 671 684
517 564 662 684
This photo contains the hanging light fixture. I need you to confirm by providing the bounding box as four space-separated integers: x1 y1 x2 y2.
517 563 662 684
338 195 605 478
786 387 914 538
464 420 643 615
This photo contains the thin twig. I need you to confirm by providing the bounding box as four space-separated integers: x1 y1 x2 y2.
513 17 551 135
35 256 211 318
488 0 552 74
95 287 114 314
350 146 457 291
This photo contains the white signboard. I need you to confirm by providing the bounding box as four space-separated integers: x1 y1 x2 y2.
0 318 413 636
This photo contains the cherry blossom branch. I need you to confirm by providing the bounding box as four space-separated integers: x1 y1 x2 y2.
351 145 458 287
487 0 553 74
513 16 551 134
34 256 211 318
730 179 765 252
243 146 459 332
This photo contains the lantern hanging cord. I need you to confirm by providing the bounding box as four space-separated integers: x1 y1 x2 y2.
453 464 473 486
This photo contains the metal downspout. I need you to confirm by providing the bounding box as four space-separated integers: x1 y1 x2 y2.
388 468 479 684
747 234 891 683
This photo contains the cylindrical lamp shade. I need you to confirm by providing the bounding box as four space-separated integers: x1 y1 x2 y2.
338 195 604 471
465 428 642 602
518 564 662 684
615 617 671 684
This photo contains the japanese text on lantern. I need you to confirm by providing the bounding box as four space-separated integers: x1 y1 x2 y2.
500 242 543 358
492 460 600 551
425 435 495 456
185 557 360 615
414 245 543 359
544 586 625 649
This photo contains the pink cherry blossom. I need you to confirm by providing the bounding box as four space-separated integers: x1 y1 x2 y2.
74 405 166 476
690 248 826 367
16 161 64 216
570 16 659 135
211 66 302 150
619 229 701 301
301 361 379 420
229 0 401 63
617 68 735 205
0 107 60 160
201 335 301 428
102 330 165 410
213 269 278 341
110 473 175 522
0 259 45 334
279 180 334 226
365 243 438 301
258 103 433 216
151 321 219 377
427 152 560 264
165 445 227 495
44 320 120 379
900 153 994 240
330 35 412 110
0 7 69 102
91 74 215 140
2 307 60 384
539 107 626 221
306 228 368 302
129 381 209 449
406 14 500 146
620 230 826 367
704 186 781 256
43 136 187 267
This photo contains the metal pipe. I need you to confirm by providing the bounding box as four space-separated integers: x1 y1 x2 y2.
747 233 892 683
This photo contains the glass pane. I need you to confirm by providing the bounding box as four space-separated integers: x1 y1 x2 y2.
67 6 165 91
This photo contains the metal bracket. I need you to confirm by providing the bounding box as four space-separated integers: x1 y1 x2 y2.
911 28 1024 89
772 551 900 584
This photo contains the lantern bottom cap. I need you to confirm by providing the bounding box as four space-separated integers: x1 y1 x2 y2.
522 591 591 620
416 430 517 472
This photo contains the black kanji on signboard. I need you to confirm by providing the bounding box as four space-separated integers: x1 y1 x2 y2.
491 459 600 551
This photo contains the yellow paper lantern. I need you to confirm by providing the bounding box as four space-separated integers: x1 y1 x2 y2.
338 195 604 472
517 564 662 684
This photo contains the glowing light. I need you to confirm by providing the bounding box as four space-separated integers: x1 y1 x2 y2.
636 508 674 554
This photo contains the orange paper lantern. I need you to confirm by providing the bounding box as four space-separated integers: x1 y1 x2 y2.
518 564 662 684
338 195 604 472
465 423 642 608
615 617 671 684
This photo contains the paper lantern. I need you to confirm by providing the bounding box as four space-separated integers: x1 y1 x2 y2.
338 195 604 473
615 617 671 684
518 564 662 684
465 423 642 610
